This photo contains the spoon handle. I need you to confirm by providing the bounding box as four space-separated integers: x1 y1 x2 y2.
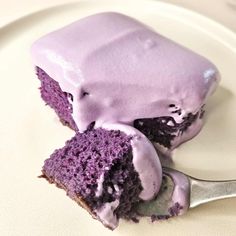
189 178 236 208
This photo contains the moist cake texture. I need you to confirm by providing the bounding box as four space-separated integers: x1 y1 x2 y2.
41 126 162 229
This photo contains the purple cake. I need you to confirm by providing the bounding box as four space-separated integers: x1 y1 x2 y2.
41 125 162 229
31 12 220 153
32 12 220 230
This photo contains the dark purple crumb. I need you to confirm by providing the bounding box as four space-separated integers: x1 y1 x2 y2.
134 112 201 148
199 105 205 119
151 214 170 222
36 66 78 130
151 202 183 222
131 217 140 223
168 202 184 217
41 128 142 220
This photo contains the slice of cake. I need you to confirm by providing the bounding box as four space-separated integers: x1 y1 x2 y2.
31 12 220 152
41 124 162 229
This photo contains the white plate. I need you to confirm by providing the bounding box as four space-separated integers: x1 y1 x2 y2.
0 0 236 235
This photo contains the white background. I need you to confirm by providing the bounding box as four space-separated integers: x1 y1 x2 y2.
0 0 236 31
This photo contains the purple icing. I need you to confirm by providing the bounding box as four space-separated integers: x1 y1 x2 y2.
42 128 143 228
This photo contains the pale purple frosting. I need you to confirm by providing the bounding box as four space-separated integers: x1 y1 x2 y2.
31 12 220 134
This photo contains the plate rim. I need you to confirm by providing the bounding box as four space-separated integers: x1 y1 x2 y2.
0 0 235 52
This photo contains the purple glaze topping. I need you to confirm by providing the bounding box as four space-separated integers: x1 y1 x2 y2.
31 12 220 142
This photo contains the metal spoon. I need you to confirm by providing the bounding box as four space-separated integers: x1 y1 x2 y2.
136 167 236 218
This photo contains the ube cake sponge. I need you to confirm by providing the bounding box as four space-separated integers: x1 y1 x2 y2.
41 125 162 229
